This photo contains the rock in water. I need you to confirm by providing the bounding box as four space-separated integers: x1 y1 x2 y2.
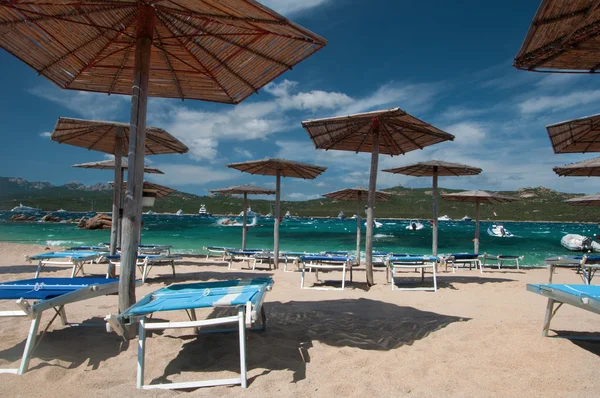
41 214 61 222
80 213 112 230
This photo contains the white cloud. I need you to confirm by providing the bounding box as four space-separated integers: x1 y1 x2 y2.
518 90 600 115
39 132 51 138
444 122 486 145
260 0 330 15
286 192 321 201
103 154 115 160
234 148 254 159
265 80 353 111
148 164 236 186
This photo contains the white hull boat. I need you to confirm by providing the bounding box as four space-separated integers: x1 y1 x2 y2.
365 219 383 228
560 234 594 252
11 204 41 213
460 215 472 222
406 220 425 230
487 224 514 238
175 209 183 216
438 215 452 221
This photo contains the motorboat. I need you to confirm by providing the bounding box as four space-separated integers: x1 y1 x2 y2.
364 219 383 228
284 211 293 218
406 220 425 230
176 209 183 215
56 209 67 213
560 234 597 252
146 210 154 215
460 215 472 222
264 213 273 218
438 215 452 221
487 224 514 238
337 211 346 219
11 203 41 213
350 214 357 219
198 204 211 217
239 207 259 217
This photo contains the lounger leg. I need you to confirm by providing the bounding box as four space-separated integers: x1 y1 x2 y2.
341 264 346 290
432 263 437 291
228 258 233 271
391 265 395 291
137 317 146 389
238 307 247 388
18 313 42 375
35 261 43 278
171 260 176 278
548 264 554 283
58 306 67 326
516 258 520 270
542 299 556 337
300 264 306 289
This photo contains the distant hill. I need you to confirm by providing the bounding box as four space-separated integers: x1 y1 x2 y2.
0 176 595 222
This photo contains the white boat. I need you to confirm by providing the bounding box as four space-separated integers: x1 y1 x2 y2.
364 219 383 228
175 209 183 216
198 204 211 217
438 215 452 221
264 213 273 218
239 207 259 217
146 210 154 215
284 211 293 218
406 220 425 230
487 224 514 238
560 234 595 252
56 209 67 213
11 203 41 213
337 211 346 219
350 214 357 219
460 215 472 222
217 216 257 227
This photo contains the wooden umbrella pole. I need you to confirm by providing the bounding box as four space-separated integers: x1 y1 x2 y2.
242 193 248 250
119 6 155 322
356 193 361 266
432 170 439 256
117 167 124 249
110 128 123 258
274 170 281 269
474 201 480 254
365 133 379 286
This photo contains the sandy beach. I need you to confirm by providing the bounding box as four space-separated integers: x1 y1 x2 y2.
0 242 597 397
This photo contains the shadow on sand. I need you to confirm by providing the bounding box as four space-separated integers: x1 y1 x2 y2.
145 270 274 286
150 298 469 387
0 317 127 371
552 331 600 356
0 264 70 275
437 275 515 290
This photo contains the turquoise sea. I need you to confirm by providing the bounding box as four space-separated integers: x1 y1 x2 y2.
0 211 597 266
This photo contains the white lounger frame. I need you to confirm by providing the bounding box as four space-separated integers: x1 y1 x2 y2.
109 255 179 283
227 252 257 270
444 255 482 274
0 281 122 375
546 256 600 285
203 247 229 261
481 253 523 271
300 259 350 290
386 258 438 291
25 254 102 278
106 289 269 390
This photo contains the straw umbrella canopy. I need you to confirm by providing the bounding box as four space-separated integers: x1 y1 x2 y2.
209 185 275 250
565 194 600 206
554 157 600 176
113 181 176 199
514 0 600 73
53 117 186 257
74 158 163 258
227 159 326 266
322 187 391 265
547 114 600 154
301 108 454 285
0 1 327 316
382 161 482 256
441 191 519 254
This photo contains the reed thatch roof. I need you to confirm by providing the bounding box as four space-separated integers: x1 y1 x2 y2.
441 190 518 204
227 158 326 179
547 113 600 153
210 184 275 195
52 117 188 155
0 1 327 103
514 0 600 72
565 194 600 206
73 159 164 174
322 187 391 202
554 157 600 176
382 160 482 177
111 181 175 199
301 108 454 155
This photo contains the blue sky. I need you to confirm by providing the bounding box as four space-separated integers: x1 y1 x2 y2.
2 0 600 199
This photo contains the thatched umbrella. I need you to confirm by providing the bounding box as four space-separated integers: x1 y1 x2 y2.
301 108 454 285
514 0 600 73
0 2 327 314
322 187 391 265
382 161 482 256
52 117 186 258
209 185 275 250
441 191 519 254
227 159 326 267
113 181 176 200
547 114 600 154
74 158 164 257
554 157 600 176
565 194 600 206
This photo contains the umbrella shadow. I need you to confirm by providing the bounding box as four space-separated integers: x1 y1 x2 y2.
436 276 515 290
0 317 127 371
551 331 600 356
0 264 69 275
145 271 274 286
150 298 469 388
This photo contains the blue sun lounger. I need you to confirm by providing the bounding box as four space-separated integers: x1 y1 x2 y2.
25 251 106 278
444 253 481 273
481 253 524 270
300 255 352 290
386 256 439 291
105 253 181 282
0 278 124 375
526 284 600 338
545 255 600 284
106 278 274 390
